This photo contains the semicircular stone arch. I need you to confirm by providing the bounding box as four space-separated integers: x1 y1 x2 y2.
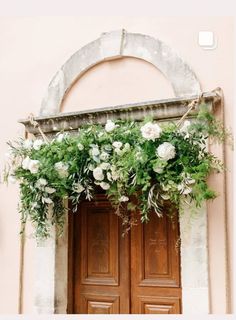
40 29 201 116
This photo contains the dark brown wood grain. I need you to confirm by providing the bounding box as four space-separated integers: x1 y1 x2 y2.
68 195 181 314
70 195 130 314
130 210 182 314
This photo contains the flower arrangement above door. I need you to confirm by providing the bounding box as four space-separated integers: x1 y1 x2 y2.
3 90 228 240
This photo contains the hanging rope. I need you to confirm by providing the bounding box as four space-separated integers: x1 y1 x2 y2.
176 92 204 127
28 113 50 144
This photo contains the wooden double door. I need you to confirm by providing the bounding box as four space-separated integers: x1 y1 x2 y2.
69 195 181 314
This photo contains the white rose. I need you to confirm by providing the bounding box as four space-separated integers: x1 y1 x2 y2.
112 141 123 149
54 162 69 178
156 142 176 161
77 143 84 151
93 167 104 181
119 196 129 202
22 156 31 170
28 160 40 174
100 182 110 190
140 122 162 141
100 152 109 161
23 139 33 149
45 186 56 194
100 162 110 170
33 139 44 150
91 146 100 157
36 178 47 189
105 120 117 132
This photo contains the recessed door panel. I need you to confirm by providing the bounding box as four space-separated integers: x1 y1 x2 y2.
70 196 181 314
131 210 181 314
71 195 130 314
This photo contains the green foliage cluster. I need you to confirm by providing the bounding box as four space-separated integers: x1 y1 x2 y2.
4 104 226 239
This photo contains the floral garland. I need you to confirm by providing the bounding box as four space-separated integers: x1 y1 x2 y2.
4 103 226 239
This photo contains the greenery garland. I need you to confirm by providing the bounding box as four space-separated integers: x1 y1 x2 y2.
4 104 227 239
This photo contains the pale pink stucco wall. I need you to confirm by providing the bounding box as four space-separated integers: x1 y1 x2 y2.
0 17 233 314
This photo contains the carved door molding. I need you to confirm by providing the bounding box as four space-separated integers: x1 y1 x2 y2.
69 195 181 314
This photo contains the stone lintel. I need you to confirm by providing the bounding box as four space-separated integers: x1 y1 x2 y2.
19 90 220 136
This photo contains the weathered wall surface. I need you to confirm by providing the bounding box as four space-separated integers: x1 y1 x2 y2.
0 17 233 313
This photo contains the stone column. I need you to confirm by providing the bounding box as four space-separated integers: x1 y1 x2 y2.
34 231 56 314
180 204 209 314
34 212 68 314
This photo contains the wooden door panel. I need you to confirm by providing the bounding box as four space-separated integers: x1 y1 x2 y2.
81 294 119 314
131 210 181 314
72 195 130 314
132 211 180 287
138 296 181 314
70 196 181 314
81 204 119 285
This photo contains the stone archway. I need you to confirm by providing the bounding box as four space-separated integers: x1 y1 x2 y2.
33 29 211 315
40 29 201 116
